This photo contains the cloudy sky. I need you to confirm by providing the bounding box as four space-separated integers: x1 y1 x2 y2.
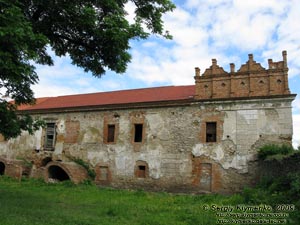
32 0 300 147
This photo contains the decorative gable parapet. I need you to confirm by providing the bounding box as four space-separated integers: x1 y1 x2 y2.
194 51 290 99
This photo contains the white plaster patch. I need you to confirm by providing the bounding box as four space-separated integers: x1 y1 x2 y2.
0 143 8 155
192 144 224 161
215 145 224 160
82 128 100 143
147 114 164 131
192 143 207 157
34 128 43 150
57 119 65 133
140 147 162 179
223 155 248 172
54 142 63 155
87 151 109 166
115 147 134 176
238 110 258 123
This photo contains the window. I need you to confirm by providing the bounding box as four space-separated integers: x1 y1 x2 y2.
103 121 118 144
107 124 115 143
137 165 146 178
135 161 148 178
45 123 56 150
134 124 143 143
206 122 216 142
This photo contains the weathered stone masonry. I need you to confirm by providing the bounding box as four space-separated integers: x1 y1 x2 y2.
0 51 296 193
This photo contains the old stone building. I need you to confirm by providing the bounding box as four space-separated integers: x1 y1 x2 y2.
0 51 296 193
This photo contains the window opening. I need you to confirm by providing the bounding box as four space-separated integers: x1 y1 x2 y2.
45 123 56 150
206 122 217 142
137 165 146 178
107 124 115 143
134 124 143 143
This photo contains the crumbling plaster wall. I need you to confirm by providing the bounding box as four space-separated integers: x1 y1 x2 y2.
0 96 293 193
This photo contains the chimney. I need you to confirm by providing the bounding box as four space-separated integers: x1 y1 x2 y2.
282 50 287 68
195 67 200 77
230 63 235 73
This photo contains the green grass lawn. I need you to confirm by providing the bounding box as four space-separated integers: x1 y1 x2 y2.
0 177 298 225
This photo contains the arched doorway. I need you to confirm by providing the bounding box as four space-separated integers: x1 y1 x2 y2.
48 165 70 182
0 162 5 175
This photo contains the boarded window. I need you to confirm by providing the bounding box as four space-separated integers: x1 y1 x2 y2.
137 165 146 178
134 124 143 143
99 166 109 181
206 122 217 142
107 125 115 143
45 123 56 150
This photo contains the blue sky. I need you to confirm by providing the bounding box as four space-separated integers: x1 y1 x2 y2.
32 0 300 147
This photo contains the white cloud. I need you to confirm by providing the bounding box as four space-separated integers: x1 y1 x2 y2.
30 0 299 103
292 96 300 113
32 83 76 97
124 1 136 25
123 0 300 87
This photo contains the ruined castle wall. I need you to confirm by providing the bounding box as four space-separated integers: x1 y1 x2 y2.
0 96 293 193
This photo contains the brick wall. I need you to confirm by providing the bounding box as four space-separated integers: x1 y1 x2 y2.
194 51 290 100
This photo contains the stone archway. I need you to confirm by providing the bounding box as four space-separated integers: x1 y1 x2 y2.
45 161 88 184
48 165 70 182
0 161 5 175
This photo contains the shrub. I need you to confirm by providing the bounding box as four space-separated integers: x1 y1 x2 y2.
71 158 96 180
258 144 294 160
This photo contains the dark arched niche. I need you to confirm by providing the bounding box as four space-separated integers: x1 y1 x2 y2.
48 165 70 181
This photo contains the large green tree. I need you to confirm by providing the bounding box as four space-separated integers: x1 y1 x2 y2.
0 0 175 139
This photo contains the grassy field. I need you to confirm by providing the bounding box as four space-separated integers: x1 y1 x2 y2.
0 176 298 225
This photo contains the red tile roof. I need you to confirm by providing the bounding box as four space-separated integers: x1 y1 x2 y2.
18 85 195 111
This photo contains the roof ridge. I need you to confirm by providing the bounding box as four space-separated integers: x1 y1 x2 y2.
35 85 194 99
18 85 196 111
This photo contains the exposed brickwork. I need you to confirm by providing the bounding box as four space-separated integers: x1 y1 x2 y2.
195 109 225 143
130 111 146 151
45 161 88 184
0 158 23 180
192 156 222 193
195 51 290 100
103 113 120 144
134 160 149 178
95 162 112 185
65 120 80 143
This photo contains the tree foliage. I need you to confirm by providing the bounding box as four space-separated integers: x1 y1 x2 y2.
0 0 175 139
